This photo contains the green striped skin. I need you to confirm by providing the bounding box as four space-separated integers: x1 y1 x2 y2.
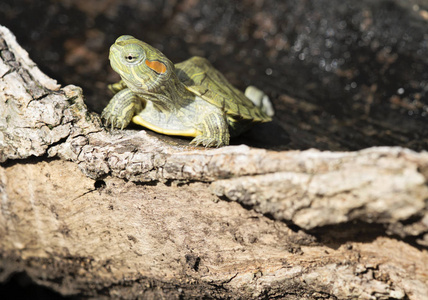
102 35 272 147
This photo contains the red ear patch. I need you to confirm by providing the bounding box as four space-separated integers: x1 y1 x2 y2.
145 60 167 74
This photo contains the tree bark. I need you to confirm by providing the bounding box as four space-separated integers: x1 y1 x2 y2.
1 25 427 299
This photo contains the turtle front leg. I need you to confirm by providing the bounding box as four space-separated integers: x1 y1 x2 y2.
190 112 230 147
101 88 142 130
108 80 127 95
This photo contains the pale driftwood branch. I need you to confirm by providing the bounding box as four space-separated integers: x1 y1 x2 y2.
1 25 427 299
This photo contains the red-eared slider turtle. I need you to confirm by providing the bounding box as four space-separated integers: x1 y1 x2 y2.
102 35 274 147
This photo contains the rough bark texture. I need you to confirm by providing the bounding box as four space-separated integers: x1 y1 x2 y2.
0 21 428 300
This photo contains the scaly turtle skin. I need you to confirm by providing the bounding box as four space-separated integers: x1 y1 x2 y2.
102 35 273 147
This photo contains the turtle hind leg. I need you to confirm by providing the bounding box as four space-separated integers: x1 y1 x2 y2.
245 86 275 117
190 113 230 147
101 88 142 130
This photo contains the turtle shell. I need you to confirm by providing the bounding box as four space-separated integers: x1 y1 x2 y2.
175 57 271 122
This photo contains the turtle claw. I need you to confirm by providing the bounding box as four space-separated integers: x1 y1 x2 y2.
101 109 130 131
101 88 139 131
190 135 225 148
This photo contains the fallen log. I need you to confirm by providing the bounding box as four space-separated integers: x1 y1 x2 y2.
1 25 427 299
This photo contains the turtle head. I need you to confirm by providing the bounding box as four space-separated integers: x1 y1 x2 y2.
109 35 175 93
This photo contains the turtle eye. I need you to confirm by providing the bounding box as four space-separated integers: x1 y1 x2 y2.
125 53 139 63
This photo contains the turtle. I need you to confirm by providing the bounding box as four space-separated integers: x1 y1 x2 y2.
102 35 274 147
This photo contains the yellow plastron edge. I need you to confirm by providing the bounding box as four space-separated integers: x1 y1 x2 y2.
132 115 201 137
